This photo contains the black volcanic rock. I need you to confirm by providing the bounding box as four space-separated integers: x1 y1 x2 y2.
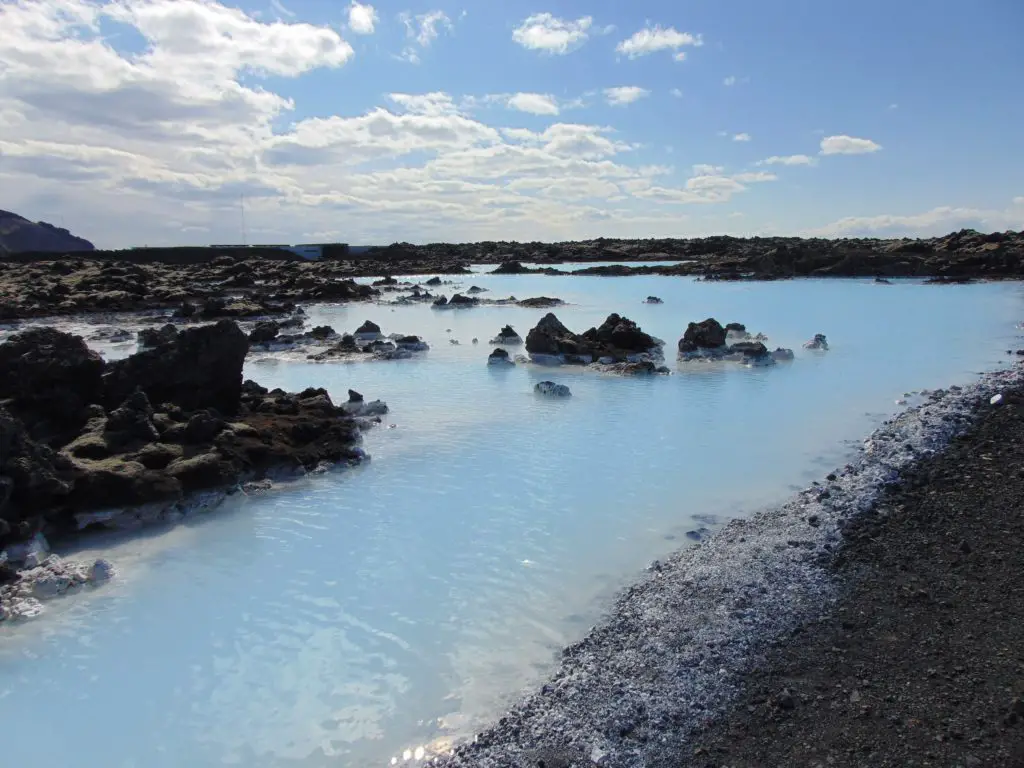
0 327 105 443
678 318 727 353
103 320 249 415
526 312 660 363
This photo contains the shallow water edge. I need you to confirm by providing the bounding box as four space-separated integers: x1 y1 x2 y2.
430 364 1024 768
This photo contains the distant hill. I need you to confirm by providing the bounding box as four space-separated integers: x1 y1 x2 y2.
0 209 94 254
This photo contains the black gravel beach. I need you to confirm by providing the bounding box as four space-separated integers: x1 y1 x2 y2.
683 383 1024 768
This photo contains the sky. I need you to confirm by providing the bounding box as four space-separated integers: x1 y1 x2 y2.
0 0 1022 248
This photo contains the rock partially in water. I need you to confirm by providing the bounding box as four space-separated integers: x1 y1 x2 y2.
488 348 515 366
0 321 385 566
772 347 795 361
354 320 383 341
678 318 727 353
517 296 563 308
525 312 662 365
645 296 664 304
89 327 133 342
803 333 829 350
491 260 531 274
248 320 280 344
535 381 572 397
490 325 523 345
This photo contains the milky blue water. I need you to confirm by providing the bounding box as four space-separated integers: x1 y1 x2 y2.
1 274 1021 768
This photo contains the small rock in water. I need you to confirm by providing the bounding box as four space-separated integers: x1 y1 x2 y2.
535 381 571 397
488 348 514 366
449 339 460 345
644 296 664 304
803 333 829 351
88 559 115 582
471 338 478 344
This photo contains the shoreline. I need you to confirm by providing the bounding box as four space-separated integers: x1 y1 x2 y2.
429 363 1023 767
2 229 1022 320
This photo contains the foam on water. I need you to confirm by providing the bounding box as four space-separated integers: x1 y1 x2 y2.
0 275 1021 767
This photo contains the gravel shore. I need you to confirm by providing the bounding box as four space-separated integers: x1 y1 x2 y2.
431 364 1024 768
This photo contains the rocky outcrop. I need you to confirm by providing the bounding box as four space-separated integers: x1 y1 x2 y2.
0 322 385 556
103 320 249 414
0 326 105 444
308 331 429 361
138 323 179 347
525 313 662 365
490 325 523 345
431 293 478 309
0 209 94 254
678 318 727 353
353 320 383 340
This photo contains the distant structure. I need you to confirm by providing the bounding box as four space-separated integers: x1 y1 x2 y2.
209 242 350 260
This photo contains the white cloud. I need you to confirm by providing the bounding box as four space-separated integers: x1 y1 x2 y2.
348 2 377 34
693 164 724 175
723 76 736 86
506 93 560 116
673 52 687 62
819 135 882 155
670 88 683 98
732 171 777 183
397 9 452 63
616 25 702 59
512 13 592 54
388 92 459 116
0 0 959 247
1014 196 1024 206
888 103 898 110
733 133 752 142
604 86 650 106
758 154 816 166
806 202 1024 238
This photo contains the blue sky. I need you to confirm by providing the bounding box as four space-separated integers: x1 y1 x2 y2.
0 0 1022 247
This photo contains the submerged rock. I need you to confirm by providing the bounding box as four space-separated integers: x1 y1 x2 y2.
488 348 515 366
490 325 523 345
803 333 829 350
535 381 572 397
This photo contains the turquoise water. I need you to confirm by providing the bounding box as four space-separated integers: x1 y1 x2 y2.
1 275 1021 767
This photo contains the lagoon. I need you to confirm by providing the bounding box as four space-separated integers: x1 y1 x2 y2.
0 274 1020 767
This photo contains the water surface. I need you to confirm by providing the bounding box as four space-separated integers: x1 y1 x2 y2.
1 275 1020 767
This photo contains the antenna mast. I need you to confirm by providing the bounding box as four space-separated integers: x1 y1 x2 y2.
240 194 248 246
